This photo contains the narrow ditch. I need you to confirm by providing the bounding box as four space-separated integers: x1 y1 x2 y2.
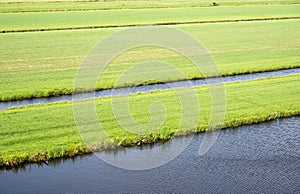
1 68 299 111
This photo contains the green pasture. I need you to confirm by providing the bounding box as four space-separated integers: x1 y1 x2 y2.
1 75 299 167
0 4 299 32
0 0 299 168
1 20 299 101
0 0 299 13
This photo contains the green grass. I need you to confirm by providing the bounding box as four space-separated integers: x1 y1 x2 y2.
0 0 299 168
0 4 299 32
1 19 299 101
0 75 299 168
0 0 298 3
0 0 299 13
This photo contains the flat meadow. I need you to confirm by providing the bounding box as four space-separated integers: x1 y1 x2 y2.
1 20 299 101
0 4 299 32
0 0 299 13
0 0 299 168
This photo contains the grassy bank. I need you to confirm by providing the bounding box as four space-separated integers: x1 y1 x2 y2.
1 4 299 32
0 75 299 168
1 19 299 101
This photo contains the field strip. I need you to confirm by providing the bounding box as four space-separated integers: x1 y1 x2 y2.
0 0 298 5
1 68 299 110
0 74 299 168
1 4 298 33
1 3 300 13
1 17 299 34
1 19 299 102
1 0 298 4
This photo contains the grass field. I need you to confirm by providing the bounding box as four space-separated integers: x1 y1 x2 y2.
1 4 299 32
1 0 299 13
1 20 299 101
0 0 299 168
1 75 299 167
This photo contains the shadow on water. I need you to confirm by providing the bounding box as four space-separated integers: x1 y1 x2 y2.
0 117 299 193
1 68 300 110
0 154 93 174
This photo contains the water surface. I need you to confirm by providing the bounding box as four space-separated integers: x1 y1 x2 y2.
1 68 299 110
1 117 299 193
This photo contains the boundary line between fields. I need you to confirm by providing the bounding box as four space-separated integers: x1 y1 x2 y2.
1 17 299 34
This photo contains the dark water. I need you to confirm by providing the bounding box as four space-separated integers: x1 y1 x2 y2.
1 68 300 110
1 117 299 193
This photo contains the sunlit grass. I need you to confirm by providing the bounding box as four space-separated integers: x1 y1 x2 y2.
0 0 299 13
0 75 299 168
0 5 299 32
0 20 299 101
